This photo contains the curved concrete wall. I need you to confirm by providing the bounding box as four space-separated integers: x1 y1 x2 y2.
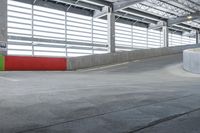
183 48 200 74
68 44 200 70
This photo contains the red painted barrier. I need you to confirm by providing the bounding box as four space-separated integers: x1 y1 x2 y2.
5 56 67 71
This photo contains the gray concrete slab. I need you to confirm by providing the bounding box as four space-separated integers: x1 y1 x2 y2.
1 54 200 133
137 110 200 133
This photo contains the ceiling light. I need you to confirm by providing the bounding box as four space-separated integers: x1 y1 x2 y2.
187 16 193 19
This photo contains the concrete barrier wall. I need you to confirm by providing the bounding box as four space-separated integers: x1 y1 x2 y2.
0 55 67 71
5 56 67 71
67 44 200 70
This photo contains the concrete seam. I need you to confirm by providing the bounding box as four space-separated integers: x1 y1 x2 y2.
16 94 194 133
126 107 200 133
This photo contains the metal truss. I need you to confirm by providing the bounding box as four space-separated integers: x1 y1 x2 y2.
131 0 200 32
13 0 200 34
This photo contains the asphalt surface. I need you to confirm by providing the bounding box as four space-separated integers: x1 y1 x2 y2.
1 54 200 133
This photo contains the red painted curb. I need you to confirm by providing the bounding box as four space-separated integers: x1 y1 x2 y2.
5 56 67 71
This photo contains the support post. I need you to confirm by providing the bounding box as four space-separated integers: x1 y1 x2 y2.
107 7 115 53
196 30 200 45
163 22 169 47
0 0 7 55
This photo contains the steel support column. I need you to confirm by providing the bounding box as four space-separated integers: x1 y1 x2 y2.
196 30 200 45
163 22 169 47
107 7 115 53
0 0 7 55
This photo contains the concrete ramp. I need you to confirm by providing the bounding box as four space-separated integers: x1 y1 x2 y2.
1 54 200 133
68 44 200 70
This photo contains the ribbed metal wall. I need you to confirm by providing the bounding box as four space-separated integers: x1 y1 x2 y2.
7 0 196 57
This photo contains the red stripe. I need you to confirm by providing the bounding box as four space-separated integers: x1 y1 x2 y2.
5 56 67 71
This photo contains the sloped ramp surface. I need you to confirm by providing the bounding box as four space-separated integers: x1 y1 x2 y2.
1 54 200 133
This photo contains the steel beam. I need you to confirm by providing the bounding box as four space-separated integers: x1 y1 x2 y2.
115 12 158 24
163 22 169 47
169 26 190 33
159 0 195 13
13 0 93 16
51 0 102 11
196 30 200 44
178 23 199 31
82 0 111 7
8 36 107 48
123 8 164 21
149 12 200 29
94 0 144 18
173 24 193 32
168 29 182 35
107 8 115 53
93 6 109 18
115 17 148 28
168 12 200 25
113 0 145 11
12 0 33 4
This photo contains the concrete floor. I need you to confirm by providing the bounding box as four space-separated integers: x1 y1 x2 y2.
1 54 200 133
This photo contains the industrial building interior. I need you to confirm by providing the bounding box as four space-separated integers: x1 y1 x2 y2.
1 0 200 133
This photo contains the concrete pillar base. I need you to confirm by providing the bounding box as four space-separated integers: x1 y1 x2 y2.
0 49 7 55
0 42 7 55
